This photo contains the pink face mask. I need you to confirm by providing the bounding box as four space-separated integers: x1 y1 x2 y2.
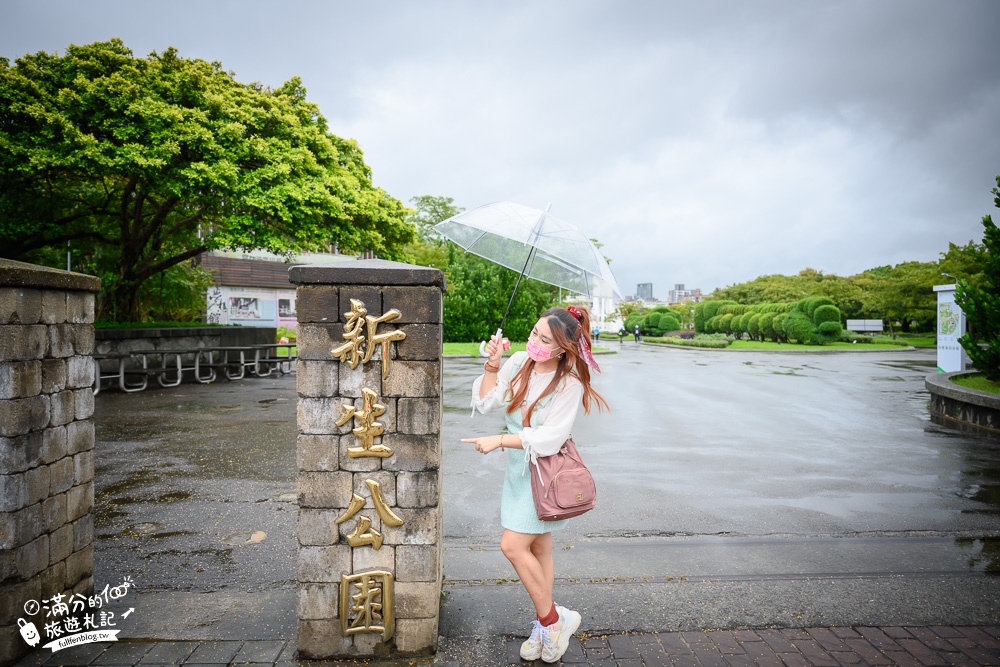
526 338 556 362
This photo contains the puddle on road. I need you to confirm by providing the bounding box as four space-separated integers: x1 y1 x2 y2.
101 469 160 496
123 522 163 536
957 537 1000 575
156 490 194 502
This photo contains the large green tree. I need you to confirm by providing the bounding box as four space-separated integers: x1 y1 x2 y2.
0 40 412 320
955 178 1000 381
401 195 459 270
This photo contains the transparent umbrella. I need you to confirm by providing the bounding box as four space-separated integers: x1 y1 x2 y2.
433 201 622 352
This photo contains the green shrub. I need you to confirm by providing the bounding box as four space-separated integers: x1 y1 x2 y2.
784 310 814 343
818 321 842 336
773 314 787 340
664 314 681 332
747 313 762 340
813 304 841 325
694 300 737 333
647 334 732 348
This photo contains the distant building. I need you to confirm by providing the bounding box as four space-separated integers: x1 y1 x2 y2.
667 283 703 305
199 249 356 329
636 283 654 301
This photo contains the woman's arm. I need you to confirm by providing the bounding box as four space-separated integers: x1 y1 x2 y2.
471 350 523 414
478 333 505 399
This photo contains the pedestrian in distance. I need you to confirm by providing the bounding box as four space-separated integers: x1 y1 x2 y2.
463 305 608 663
633 323 641 343
618 326 626 344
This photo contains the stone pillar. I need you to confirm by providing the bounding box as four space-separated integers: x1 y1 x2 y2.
0 259 100 666
291 259 445 660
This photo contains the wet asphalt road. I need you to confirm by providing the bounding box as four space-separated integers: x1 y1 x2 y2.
90 343 1000 643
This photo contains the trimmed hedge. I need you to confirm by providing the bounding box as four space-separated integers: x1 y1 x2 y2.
695 296 844 345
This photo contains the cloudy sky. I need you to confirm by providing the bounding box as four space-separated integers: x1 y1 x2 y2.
4 1 998 298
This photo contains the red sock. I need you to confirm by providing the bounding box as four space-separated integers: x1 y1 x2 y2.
538 603 559 626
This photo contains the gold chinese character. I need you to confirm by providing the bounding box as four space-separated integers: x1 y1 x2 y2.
335 479 404 550
336 388 392 458
330 299 406 378
340 570 394 640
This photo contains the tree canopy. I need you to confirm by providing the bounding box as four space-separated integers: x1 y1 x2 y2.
0 40 412 320
709 240 985 334
955 177 1000 381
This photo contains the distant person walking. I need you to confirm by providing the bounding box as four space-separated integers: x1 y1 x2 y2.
618 327 626 344
633 324 641 343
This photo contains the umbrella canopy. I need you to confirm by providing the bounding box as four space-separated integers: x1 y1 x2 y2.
433 201 622 300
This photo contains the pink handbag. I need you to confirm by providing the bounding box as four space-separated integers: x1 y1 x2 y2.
530 438 597 521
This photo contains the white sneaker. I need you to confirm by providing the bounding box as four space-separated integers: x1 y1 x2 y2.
520 619 545 660
540 606 581 663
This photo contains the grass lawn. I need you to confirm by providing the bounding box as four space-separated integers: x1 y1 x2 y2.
442 342 609 356
895 334 937 349
444 342 527 356
951 373 1000 395
728 340 912 351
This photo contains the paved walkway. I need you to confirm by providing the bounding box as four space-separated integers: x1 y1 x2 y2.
14 625 1000 666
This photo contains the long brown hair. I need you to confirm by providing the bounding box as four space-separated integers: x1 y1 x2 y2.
506 305 609 423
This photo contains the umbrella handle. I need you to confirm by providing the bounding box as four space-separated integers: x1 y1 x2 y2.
479 328 509 358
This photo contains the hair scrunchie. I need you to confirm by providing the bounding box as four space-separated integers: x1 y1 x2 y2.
566 306 601 373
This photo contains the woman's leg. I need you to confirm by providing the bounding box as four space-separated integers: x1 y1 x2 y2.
530 531 554 604
501 529 553 617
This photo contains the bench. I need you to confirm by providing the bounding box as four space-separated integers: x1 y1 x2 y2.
92 342 296 392
137 348 217 387
93 353 149 395
250 344 298 377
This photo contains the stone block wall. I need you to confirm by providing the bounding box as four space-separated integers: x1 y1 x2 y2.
291 260 445 660
0 259 100 666
94 326 276 378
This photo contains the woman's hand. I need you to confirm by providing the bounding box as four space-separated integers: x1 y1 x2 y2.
461 435 504 455
483 334 506 368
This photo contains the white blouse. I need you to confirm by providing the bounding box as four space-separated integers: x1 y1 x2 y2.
471 351 584 465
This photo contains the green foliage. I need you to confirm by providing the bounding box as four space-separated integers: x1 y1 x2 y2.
711 240 989 335
694 300 736 333
955 179 1000 381
142 260 215 322
647 335 731 349
442 252 555 342
624 312 643 332
658 313 680 333
402 195 461 270
813 304 841 325
699 296 843 344
818 321 842 336
0 40 412 321
783 310 815 344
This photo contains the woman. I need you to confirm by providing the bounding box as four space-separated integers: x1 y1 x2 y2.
462 305 608 663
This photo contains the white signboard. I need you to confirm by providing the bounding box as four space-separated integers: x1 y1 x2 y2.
933 284 966 373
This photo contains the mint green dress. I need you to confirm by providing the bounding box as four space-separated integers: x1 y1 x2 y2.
472 352 585 534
